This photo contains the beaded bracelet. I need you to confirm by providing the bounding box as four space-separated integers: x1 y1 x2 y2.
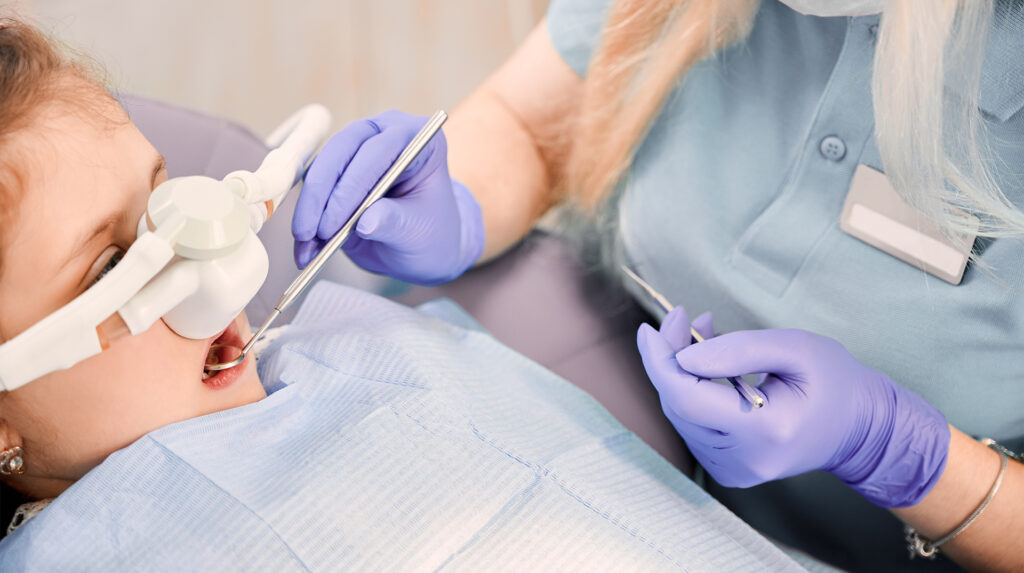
905 438 1020 559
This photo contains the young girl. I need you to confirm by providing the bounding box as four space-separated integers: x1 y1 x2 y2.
0 18 267 503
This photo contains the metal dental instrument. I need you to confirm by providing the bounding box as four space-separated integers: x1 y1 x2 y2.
205 110 449 372
622 266 765 409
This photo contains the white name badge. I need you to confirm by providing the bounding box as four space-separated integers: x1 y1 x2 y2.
839 165 977 285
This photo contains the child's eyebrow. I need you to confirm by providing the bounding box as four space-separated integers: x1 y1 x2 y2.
60 154 166 271
151 156 167 186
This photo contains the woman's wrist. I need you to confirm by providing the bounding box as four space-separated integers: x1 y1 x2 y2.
905 438 1012 558
893 427 1024 571
831 380 950 508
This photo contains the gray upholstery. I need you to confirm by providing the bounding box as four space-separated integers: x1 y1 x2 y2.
123 94 694 475
120 94 267 180
398 235 694 475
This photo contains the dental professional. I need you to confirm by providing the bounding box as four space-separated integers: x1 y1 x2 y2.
293 0 1024 570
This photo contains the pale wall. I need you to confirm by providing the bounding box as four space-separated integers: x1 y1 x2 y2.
15 1 548 135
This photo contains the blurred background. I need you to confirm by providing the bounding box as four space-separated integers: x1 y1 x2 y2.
12 0 549 135
7 0 554 298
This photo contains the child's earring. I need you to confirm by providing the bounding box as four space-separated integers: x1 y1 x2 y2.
0 446 25 475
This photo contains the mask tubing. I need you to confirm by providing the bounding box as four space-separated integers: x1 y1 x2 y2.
228 104 332 213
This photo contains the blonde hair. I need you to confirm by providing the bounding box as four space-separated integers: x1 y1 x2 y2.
563 0 758 210
874 0 1024 240
563 0 1024 246
0 18 113 247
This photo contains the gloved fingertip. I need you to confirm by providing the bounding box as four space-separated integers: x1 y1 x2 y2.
290 211 313 241
674 339 732 379
660 306 687 334
673 349 690 370
638 323 675 360
692 312 714 340
674 341 706 371
660 306 692 351
356 199 403 242
293 240 318 269
355 209 380 238
637 322 653 340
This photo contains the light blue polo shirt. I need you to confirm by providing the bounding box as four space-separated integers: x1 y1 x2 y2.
548 0 1024 570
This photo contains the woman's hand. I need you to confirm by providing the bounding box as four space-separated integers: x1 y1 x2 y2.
292 110 484 286
637 307 950 508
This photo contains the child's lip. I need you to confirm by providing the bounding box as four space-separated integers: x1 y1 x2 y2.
200 317 247 387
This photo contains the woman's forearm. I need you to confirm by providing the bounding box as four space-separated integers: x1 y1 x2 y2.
892 426 1024 572
446 20 583 262
446 86 554 262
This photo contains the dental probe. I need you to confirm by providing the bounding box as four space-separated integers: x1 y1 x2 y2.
205 110 449 372
621 266 765 409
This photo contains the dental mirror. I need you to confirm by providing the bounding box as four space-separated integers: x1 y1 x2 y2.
204 343 245 372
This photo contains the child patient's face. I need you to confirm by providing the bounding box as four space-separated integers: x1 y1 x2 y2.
0 90 266 499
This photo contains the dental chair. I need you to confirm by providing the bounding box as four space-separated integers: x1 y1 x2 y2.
119 94 694 476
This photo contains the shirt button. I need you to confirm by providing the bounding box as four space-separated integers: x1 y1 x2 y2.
869 23 879 38
819 135 847 162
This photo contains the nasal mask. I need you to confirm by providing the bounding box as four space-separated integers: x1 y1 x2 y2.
0 104 332 391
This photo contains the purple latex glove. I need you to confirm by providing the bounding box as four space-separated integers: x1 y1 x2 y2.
292 110 484 286
637 307 950 508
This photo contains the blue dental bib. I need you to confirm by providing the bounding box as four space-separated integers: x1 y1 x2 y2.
0 282 802 572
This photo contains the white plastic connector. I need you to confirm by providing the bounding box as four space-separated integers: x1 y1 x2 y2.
223 169 271 233
225 104 332 231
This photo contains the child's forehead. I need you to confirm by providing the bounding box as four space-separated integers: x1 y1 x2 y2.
19 102 146 185
3 102 153 252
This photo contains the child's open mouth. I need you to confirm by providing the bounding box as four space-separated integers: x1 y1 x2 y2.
201 320 247 388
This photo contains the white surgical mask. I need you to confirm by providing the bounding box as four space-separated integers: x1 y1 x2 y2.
778 0 884 17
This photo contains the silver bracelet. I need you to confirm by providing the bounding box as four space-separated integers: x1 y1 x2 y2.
904 438 1018 559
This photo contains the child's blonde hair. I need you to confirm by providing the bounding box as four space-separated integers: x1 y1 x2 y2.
0 18 113 247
